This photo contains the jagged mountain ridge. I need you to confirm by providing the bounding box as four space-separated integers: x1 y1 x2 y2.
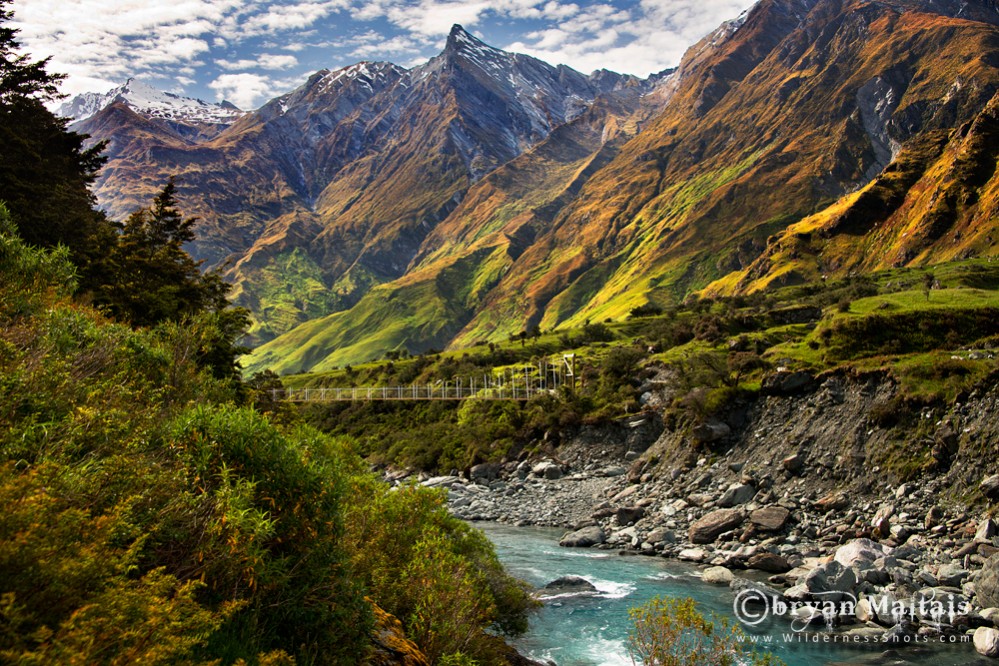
76 26 644 344
60 78 244 125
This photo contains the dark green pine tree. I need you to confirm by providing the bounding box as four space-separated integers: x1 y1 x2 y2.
104 177 230 327
0 0 115 292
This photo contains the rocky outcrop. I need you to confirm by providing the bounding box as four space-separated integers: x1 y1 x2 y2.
365 602 430 666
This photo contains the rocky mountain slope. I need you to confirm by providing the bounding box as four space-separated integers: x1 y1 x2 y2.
75 26 641 346
76 2 999 373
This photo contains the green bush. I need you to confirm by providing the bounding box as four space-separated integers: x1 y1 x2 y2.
628 596 783 666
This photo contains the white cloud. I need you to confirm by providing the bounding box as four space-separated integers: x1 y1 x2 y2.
209 72 279 108
383 1 492 36
218 53 299 70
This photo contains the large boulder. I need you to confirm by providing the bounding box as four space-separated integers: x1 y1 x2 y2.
543 576 598 593
616 506 646 525
469 462 502 482
747 552 791 573
689 508 745 544
804 561 858 598
531 460 562 479
703 566 734 585
936 563 970 588
719 483 756 508
751 506 791 531
559 526 606 548
979 554 999 609
974 627 999 658
834 539 893 568
692 420 731 444
981 474 999 500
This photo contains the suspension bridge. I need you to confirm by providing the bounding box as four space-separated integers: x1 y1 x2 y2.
274 354 577 403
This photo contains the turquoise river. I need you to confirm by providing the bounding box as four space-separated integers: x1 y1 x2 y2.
476 523 986 666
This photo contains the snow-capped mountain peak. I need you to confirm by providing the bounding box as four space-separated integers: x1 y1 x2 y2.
58 79 244 125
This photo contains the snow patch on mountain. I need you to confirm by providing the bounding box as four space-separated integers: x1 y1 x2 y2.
59 79 244 125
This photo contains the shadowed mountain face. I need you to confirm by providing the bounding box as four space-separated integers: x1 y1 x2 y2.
76 5 999 373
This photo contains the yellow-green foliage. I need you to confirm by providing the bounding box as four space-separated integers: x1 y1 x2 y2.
0 215 534 664
628 596 784 666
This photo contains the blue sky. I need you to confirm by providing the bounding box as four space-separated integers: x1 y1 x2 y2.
11 0 756 110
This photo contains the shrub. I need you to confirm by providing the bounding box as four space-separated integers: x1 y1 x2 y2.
628 596 783 666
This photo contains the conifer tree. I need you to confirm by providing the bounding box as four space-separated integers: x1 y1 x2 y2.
0 0 113 289
103 177 230 327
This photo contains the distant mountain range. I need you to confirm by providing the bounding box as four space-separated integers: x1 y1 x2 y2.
67 4 999 374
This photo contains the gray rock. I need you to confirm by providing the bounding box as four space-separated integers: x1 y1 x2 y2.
543 576 597 593
979 554 999 609
751 506 791 531
692 420 732 444
616 506 645 525
729 578 786 610
689 508 745 544
925 506 944 530
936 563 970 588
646 527 674 544
982 475 999 500
882 620 916 643
912 588 969 623
559 526 606 548
761 370 816 396
422 475 463 488
974 626 999 657
978 518 999 543
805 561 858 598
470 462 502 482
703 566 734 584
834 538 893 568
782 453 805 475
719 483 756 508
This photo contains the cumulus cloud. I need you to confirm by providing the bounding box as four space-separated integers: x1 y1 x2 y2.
209 72 287 108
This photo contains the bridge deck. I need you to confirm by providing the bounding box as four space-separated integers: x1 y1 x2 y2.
274 386 546 402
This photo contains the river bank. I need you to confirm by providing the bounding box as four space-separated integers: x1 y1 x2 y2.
478 521 989 666
389 426 999 661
